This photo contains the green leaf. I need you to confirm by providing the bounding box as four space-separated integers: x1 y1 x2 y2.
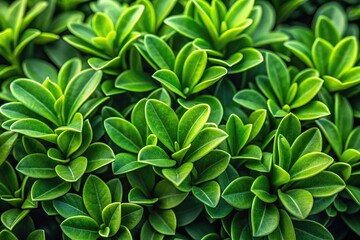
329 36 358 78
294 101 330 120
1 209 30 230
92 12 113 37
291 128 322 162
116 5 144 46
316 118 342 157
127 166 155 196
192 66 227 94
291 171 345 197
284 41 313 68
83 143 115 173
192 181 221 208
138 145 176 167
57 130 82 157
152 69 186 98
16 153 57 179
26 229 46 240
226 114 251 155
113 153 146 175
228 48 263 73
312 38 333 76
185 127 228 162
115 70 157 92
194 150 230 184
225 0 254 28
53 193 88 218
105 117 143 153
58 58 82 92
293 220 334 240
251 197 280 237
62 69 102 123
273 113 301 165
233 89 267 110
291 77 323 108
61 216 99 240
83 175 112 224
22 59 58 83
278 135 292 172
182 50 207 91
154 180 188 209
315 16 340 46
31 178 71 201
266 52 290 105
121 203 144 230
268 210 296 240
10 118 56 143
165 15 207 40
0 132 18 166
278 189 313 219
178 104 210 148
145 99 178 152
251 175 277 203
248 109 267 142
222 177 254 209
335 93 353 144
145 34 175 70
289 152 333 181
11 79 59 125
0 230 17 240
55 156 87 182
149 209 176 235
102 202 121 237
162 162 193 186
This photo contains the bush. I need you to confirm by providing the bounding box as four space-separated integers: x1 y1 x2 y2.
0 0 359 239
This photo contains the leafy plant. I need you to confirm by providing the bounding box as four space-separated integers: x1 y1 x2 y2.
165 0 264 74
0 0 360 239
234 52 330 120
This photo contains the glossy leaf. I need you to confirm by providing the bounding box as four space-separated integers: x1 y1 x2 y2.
61 216 99 240
251 197 279 237
83 175 112 223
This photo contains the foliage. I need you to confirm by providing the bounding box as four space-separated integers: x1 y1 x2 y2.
0 0 359 239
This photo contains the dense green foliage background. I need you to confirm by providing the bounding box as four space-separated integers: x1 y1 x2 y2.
0 0 360 239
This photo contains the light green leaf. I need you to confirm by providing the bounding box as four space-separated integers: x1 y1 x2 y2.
10 118 57 143
289 152 333 181
16 153 57 179
192 181 221 208
293 101 330 120
291 171 345 197
178 104 210 148
266 52 290 105
31 178 71 201
184 127 228 162
233 89 267 110
11 79 59 125
63 69 102 124
251 197 280 237
61 216 99 240
291 77 323 108
105 117 143 153
278 189 313 219
149 209 176 235
83 175 112 223
102 202 121 237
145 34 175 70
329 36 358 78
138 145 176 167
222 176 254 209
55 156 87 182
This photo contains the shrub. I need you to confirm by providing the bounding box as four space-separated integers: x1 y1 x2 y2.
0 0 359 239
